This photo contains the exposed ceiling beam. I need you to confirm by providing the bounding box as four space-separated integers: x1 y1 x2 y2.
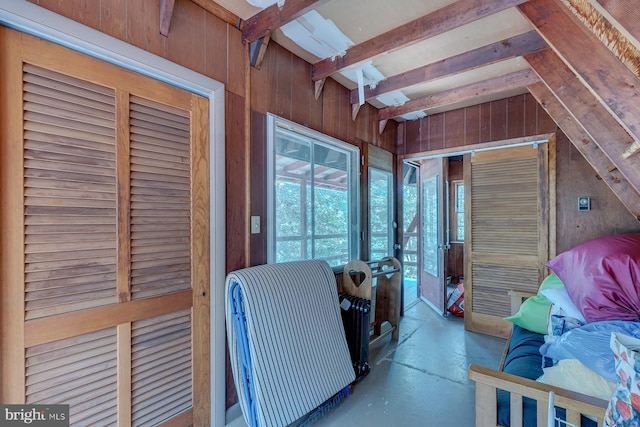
519 0 640 159
349 31 547 105
191 0 241 28
242 0 330 44
377 68 539 121
528 81 640 221
312 0 529 81
160 0 176 37
595 0 640 42
525 48 640 195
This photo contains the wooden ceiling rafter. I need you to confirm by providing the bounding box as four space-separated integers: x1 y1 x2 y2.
525 47 640 196
242 0 330 43
191 0 241 27
311 0 529 82
528 81 640 220
348 30 548 105
377 68 539 121
519 0 640 159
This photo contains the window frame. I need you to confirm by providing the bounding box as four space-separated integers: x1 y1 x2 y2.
266 113 360 265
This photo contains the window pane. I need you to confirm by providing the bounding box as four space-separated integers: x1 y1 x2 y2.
369 169 392 260
456 184 465 212
268 115 359 266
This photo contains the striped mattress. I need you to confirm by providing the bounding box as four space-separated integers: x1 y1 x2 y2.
225 260 356 427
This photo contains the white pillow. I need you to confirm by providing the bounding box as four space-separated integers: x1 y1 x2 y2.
537 358 616 401
540 287 586 323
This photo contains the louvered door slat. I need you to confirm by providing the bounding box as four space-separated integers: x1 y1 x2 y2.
23 65 117 321
130 96 191 300
132 310 192 426
25 329 117 426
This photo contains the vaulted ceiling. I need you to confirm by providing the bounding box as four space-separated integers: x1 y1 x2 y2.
180 0 640 220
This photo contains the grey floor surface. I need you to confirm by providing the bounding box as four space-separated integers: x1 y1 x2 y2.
227 301 506 427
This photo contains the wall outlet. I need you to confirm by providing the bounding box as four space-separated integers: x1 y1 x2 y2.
251 216 261 234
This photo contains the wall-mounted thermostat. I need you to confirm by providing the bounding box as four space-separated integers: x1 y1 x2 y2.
578 197 591 211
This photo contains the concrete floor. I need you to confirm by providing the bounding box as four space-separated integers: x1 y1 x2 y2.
226 301 506 427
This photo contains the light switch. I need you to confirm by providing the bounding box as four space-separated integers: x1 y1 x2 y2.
251 216 261 234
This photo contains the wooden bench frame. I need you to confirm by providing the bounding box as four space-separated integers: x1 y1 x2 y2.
468 364 608 427
468 290 609 427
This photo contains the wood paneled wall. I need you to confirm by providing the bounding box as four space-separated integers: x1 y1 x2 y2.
398 93 557 155
555 132 640 252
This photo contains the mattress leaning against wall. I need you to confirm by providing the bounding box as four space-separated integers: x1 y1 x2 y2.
225 260 356 427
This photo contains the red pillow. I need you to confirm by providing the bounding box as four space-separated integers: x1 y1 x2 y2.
545 234 640 323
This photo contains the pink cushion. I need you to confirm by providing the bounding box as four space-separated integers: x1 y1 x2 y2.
545 234 640 323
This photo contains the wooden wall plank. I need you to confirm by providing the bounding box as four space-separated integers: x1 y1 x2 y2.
226 91 249 271
490 99 507 141
204 12 229 85
339 85 351 143
250 38 269 115
291 56 311 128
465 104 480 146
37 0 101 32
226 22 245 97
429 114 445 151
126 0 165 57
507 94 526 139
537 102 557 134
275 44 292 120
445 109 466 148
479 102 491 143
250 111 267 266
322 79 340 138
100 0 127 41
524 93 538 136
165 0 206 75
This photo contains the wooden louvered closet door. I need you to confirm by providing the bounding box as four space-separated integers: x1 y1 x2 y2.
463 144 550 338
0 27 210 426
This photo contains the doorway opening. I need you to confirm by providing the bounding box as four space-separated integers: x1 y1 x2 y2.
401 156 465 319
